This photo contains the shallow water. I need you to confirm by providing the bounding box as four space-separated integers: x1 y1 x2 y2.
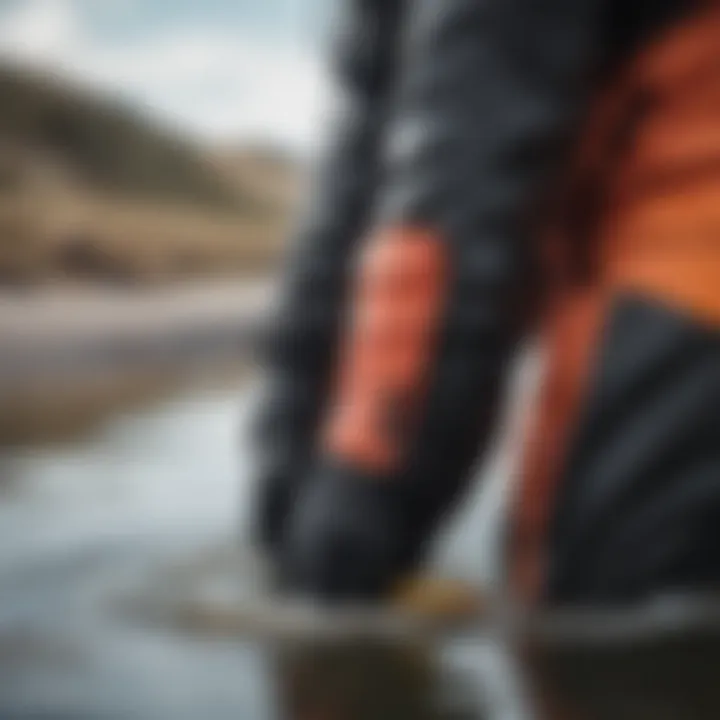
0 382 529 719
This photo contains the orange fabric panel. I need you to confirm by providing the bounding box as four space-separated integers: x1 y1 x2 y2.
323 227 448 474
509 290 607 603
604 181 720 325
599 3 720 323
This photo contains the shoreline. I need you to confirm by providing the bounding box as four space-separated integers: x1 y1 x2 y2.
0 280 270 385
0 280 268 444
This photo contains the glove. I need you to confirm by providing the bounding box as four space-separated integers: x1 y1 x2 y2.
254 467 295 556
249 382 315 559
280 461 420 602
248 368 314 564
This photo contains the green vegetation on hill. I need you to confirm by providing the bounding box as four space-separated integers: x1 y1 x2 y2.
0 64 241 210
0 63 301 284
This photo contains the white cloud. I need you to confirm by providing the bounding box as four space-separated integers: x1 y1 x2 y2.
0 0 80 62
0 0 333 152
84 29 333 151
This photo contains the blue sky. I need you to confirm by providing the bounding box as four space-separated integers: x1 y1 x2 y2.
0 0 334 151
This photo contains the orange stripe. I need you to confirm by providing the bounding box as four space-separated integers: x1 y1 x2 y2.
323 227 448 475
510 289 607 603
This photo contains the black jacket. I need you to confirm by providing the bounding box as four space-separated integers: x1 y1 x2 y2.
253 0 690 600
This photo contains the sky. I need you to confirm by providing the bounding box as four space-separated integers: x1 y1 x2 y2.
0 0 334 152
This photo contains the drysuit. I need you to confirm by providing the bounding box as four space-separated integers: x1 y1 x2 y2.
253 0 720 606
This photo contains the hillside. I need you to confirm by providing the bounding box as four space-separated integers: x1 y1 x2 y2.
209 145 303 213
0 64 242 210
0 64 301 284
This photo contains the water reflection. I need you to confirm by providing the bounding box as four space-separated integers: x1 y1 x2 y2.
0 383 526 719
0 384 276 720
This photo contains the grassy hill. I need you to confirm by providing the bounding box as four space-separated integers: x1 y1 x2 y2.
0 64 243 209
0 64 300 284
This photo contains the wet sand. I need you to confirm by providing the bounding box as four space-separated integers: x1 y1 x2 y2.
0 281 270 384
0 281 268 444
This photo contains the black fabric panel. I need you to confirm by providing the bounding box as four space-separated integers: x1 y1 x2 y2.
351 0 610 534
251 0 407 551
546 293 720 604
274 0 611 598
